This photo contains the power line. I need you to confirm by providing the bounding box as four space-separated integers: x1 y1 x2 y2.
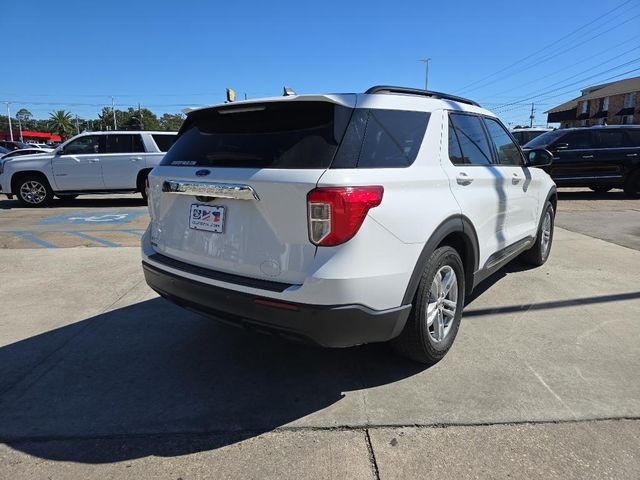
492 61 640 111
456 0 639 93
480 36 640 100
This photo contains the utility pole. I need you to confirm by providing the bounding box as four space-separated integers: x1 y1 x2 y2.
5 102 13 141
138 103 144 130
529 102 535 128
111 96 117 130
420 58 432 90
17 116 23 142
75 115 80 134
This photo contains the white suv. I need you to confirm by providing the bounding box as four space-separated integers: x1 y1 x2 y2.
141 86 556 364
0 131 176 206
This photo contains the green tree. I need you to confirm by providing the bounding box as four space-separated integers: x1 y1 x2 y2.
16 109 32 130
120 107 160 131
48 110 74 140
160 113 185 131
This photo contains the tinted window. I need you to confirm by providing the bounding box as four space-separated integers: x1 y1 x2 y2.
152 134 176 152
106 134 144 153
484 118 522 166
63 135 104 154
557 131 591 149
333 109 429 168
449 114 493 165
524 130 564 148
448 123 464 165
594 130 630 148
627 129 640 146
161 102 350 169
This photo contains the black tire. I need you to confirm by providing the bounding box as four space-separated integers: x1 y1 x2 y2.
14 174 54 207
138 171 150 201
56 194 78 201
623 170 640 198
521 202 555 266
391 246 465 365
589 186 612 193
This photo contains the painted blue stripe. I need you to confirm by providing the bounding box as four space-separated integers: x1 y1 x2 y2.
66 231 120 247
14 232 57 249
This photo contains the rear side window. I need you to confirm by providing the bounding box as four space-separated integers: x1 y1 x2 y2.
449 113 493 165
152 134 176 152
627 129 640 146
332 109 430 168
593 130 630 148
161 102 351 169
483 118 522 166
556 131 591 149
106 134 145 153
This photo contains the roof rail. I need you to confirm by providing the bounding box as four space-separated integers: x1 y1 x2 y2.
365 85 480 107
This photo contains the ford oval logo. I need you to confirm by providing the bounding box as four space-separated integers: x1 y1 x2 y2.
195 169 211 177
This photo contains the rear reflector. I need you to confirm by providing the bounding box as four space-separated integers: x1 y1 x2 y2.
254 298 300 311
307 186 384 246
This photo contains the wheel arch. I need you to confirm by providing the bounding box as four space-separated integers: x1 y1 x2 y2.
401 215 479 305
10 170 53 195
136 168 153 192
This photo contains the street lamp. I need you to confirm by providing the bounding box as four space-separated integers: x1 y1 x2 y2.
5 102 13 141
419 58 431 91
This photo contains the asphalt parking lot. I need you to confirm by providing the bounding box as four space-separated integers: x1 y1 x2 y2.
1 188 639 479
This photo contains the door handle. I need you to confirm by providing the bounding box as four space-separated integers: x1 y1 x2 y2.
627 153 638 157
456 173 473 186
581 155 594 159
512 172 522 184
130 156 143 161
88 158 100 163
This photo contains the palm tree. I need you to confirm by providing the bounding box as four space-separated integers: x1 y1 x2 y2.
48 110 73 140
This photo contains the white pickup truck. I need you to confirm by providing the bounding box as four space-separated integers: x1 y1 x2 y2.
0 131 176 206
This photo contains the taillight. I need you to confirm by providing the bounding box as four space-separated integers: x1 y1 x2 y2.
307 186 384 246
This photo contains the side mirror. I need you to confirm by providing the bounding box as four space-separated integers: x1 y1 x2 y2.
554 143 569 150
54 147 64 155
524 148 553 167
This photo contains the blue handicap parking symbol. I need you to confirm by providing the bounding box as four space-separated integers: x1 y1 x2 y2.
38 210 146 226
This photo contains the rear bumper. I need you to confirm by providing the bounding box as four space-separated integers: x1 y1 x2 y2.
142 261 411 348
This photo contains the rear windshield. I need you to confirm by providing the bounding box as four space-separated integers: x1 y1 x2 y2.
161 102 351 169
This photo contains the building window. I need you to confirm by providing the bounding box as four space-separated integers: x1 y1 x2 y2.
623 92 637 108
579 119 588 127
600 97 609 112
580 101 590 114
622 115 634 125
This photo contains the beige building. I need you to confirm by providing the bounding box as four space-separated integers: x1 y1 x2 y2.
546 76 639 128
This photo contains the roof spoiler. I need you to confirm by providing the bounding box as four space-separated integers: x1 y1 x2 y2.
365 85 480 107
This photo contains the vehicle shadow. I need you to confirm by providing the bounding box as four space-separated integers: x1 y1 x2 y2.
0 298 424 463
557 189 628 201
0 196 146 210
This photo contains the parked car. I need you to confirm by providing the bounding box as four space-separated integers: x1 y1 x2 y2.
1 148 52 159
141 86 557 364
0 146 8 155
27 143 55 151
511 127 552 146
0 131 177 206
0 140 32 151
523 125 640 197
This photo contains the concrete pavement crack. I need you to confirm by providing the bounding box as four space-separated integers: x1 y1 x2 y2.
364 429 381 480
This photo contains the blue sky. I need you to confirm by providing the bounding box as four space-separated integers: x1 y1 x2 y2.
1 0 639 126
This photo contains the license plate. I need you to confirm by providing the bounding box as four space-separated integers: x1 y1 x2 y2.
189 204 225 233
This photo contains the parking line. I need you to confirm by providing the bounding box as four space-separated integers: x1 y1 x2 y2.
13 232 58 249
119 229 144 237
65 231 120 247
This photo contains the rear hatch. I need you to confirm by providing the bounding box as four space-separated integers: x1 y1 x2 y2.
147 97 355 285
